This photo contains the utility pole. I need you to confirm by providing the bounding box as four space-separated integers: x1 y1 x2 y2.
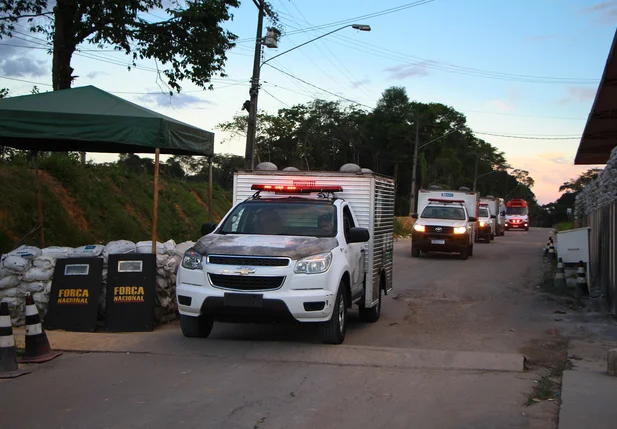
409 121 419 215
473 152 479 191
244 0 265 171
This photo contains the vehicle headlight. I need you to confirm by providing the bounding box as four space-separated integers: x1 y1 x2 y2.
413 224 425 232
479 221 486 227
295 252 332 274
453 227 467 234
182 248 203 270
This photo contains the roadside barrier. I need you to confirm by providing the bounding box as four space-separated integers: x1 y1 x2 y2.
554 258 566 290
577 261 590 297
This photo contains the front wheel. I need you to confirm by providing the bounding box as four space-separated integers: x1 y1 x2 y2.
359 287 382 323
460 246 469 260
180 314 214 338
411 247 420 258
320 282 348 344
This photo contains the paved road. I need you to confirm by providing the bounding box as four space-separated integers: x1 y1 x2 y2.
0 228 563 429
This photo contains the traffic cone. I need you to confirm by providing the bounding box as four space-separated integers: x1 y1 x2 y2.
0 301 29 378
576 261 590 297
19 294 62 364
548 241 556 259
554 258 566 290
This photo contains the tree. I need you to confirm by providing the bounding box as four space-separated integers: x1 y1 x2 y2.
0 88 8 98
559 168 603 193
0 0 240 91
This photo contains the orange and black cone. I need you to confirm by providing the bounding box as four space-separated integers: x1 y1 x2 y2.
0 301 29 378
19 293 62 364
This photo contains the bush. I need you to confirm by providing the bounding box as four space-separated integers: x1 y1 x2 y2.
553 222 574 232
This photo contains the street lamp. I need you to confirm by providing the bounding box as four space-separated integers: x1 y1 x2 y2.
243 17 371 170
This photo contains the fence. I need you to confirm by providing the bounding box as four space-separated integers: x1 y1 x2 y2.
575 201 617 314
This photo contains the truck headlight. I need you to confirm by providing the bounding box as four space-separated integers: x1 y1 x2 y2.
295 252 332 274
182 248 203 270
413 224 425 232
453 227 467 234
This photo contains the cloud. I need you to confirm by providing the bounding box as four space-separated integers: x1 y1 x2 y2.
138 92 215 109
579 1 617 24
524 34 557 43
384 62 430 80
486 100 512 113
558 86 597 105
0 42 48 77
86 71 110 79
352 79 371 88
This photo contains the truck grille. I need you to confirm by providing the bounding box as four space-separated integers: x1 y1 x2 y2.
207 255 290 267
426 226 454 234
209 274 286 291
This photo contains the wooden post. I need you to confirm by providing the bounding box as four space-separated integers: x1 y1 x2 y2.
608 349 617 376
34 152 45 248
208 157 213 223
152 149 160 254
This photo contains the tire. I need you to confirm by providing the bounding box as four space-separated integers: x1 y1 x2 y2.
359 285 382 323
468 244 474 256
411 247 420 258
180 314 214 338
459 246 469 260
490 233 495 241
525 227 529 231
320 282 348 344
485 235 491 243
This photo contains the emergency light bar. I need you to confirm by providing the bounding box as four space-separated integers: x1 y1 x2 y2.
428 198 465 203
251 184 343 194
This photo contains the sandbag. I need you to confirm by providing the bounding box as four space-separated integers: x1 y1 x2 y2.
0 287 25 299
69 244 105 258
42 246 73 259
156 254 169 267
174 241 195 257
18 281 48 293
32 255 55 270
0 263 10 278
164 256 181 273
8 245 41 260
2 255 30 273
103 240 136 261
156 268 167 278
0 275 20 290
33 290 49 305
156 277 168 290
136 241 165 254
20 267 54 282
162 239 177 255
2 297 25 326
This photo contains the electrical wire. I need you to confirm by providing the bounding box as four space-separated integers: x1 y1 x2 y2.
262 87 291 108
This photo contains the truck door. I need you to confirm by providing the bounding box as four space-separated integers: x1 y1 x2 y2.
342 205 364 297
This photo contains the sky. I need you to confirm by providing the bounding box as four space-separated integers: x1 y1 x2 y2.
0 0 615 204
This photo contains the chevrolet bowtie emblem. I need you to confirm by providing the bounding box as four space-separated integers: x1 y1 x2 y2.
235 267 256 276
435 227 442 232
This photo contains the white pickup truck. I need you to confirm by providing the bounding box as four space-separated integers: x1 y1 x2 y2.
176 166 395 344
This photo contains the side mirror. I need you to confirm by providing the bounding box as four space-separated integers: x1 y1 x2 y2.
490 215 496 219
201 222 217 236
411 213 419 219
348 227 370 243
468 217 477 223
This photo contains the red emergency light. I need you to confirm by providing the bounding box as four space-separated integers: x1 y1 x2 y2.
251 184 343 194
428 198 465 203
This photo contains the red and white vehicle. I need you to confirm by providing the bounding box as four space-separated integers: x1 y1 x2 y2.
176 166 395 345
505 199 529 231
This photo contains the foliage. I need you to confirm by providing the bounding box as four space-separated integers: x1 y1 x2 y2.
0 0 241 91
553 222 573 232
0 162 232 253
559 168 603 193
218 86 538 216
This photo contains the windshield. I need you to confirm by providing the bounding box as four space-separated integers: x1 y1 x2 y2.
218 201 337 237
506 207 528 215
479 208 490 218
421 206 466 220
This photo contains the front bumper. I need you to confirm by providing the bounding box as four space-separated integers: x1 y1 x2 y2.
176 263 338 323
506 222 528 229
412 231 469 253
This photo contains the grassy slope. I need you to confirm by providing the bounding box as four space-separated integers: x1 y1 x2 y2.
0 164 232 253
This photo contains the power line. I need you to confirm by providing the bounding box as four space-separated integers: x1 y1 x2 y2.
262 88 291 108
265 63 373 109
475 132 581 140
0 75 51 86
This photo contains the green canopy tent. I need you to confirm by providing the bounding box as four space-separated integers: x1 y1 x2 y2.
0 85 215 252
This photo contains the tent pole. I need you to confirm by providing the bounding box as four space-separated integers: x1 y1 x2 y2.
208 157 213 223
35 151 45 248
152 149 160 254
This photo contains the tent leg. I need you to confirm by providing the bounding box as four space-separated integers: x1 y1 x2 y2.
152 149 160 254
208 157 213 224
35 151 45 248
